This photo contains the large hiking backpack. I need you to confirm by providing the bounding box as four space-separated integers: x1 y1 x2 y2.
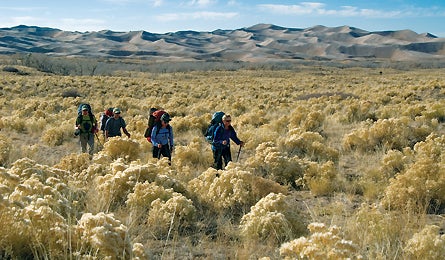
100 107 113 131
76 103 96 133
204 111 225 143
144 110 170 140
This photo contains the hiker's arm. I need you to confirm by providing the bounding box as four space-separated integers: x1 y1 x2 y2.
123 128 131 138
150 126 158 146
169 128 174 151
105 130 109 139
230 130 243 146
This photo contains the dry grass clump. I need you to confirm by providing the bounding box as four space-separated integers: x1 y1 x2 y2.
188 165 286 212
245 142 306 186
404 225 445 259
240 193 306 244
298 160 339 196
74 212 131 259
40 121 74 146
343 117 433 152
382 133 445 211
0 134 11 166
288 107 325 132
283 129 339 162
359 148 413 200
339 100 376 123
0 158 72 258
54 152 91 173
93 160 163 211
101 137 141 161
174 138 213 171
279 222 361 259
147 192 196 238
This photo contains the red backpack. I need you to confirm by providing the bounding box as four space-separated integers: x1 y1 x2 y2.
144 110 168 141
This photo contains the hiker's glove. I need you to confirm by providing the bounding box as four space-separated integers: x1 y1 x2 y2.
239 141 245 147
146 137 151 143
126 133 131 138
74 129 80 136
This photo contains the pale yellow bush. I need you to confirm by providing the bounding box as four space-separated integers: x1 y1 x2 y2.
174 138 212 170
188 165 286 211
382 134 445 211
346 203 410 259
279 222 361 259
240 193 306 244
298 161 339 196
126 182 175 209
245 142 306 186
404 225 445 259
41 122 74 146
340 100 376 123
283 129 339 162
0 134 11 166
343 117 419 151
102 137 141 161
54 152 91 173
75 212 130 258
288 107 325 132
147 193 196 238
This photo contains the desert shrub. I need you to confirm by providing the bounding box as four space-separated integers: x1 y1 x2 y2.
147 193 196 238
93 160 166 210
41 122 74 146
359 148 414 200
74 212 131 258
404 225 445 259
171 114 207 133
297 160 339 196
2 66 19 73
339 100 376 123
343 117 432 152
382 134 445 211
0 116 27 132
174 138 212 171
188 165 286 212
283 129 339 162
0 134 11 166
346 203 412 259
54 152 91 173
279 222 361 259
240 193 306 244
61 88 81 98
288 108 325 132
101 137 141 161
245 142 306 186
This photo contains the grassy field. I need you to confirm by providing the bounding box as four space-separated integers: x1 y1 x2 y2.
1 63 445 259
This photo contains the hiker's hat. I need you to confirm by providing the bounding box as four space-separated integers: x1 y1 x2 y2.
161 113 171 122
81 105 88 111
113 108 121 114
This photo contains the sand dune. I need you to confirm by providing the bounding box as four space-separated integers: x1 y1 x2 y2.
0 24 444 61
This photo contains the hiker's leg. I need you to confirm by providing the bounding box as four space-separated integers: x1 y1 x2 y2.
162 145 172 164
80 134 87 153
222 147 232 167
87 134 94 155
153 146 160 158
213 148 223 170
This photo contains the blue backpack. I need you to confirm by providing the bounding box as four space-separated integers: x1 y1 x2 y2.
204 111 224 143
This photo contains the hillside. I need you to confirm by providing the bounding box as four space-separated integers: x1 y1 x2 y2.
1 24 444 61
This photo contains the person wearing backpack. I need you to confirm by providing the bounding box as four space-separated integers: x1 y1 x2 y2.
100 107 113 136
144 107 158 142
151 113 174 164
212 114 244 170
105 107 131 140
75 104 98 156
204 111 225 144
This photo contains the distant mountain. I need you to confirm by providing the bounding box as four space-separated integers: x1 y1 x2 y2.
1 24 444 62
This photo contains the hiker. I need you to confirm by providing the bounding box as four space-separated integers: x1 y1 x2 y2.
75 104 98 156
212 114 244 170
144 107 158 142
100 107 113 136
105 107 131 139
151 113 174 164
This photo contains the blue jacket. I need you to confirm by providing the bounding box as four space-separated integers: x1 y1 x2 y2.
151 125 174 147
212 125 241 151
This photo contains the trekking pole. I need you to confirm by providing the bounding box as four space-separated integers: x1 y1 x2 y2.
95 133 103 150
157 146 162 159
236 145 242 162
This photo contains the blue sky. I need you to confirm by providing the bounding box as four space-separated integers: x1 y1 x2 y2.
1 1 444 37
